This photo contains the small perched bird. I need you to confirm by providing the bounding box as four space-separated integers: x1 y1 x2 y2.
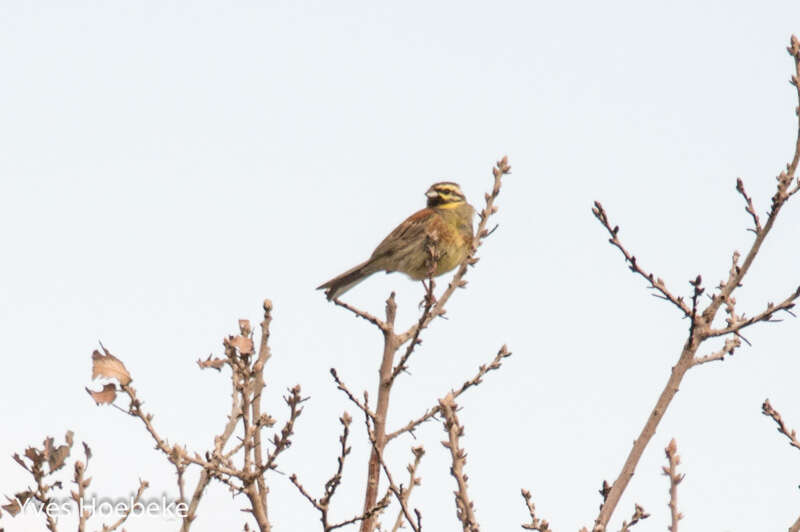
317 182 475 300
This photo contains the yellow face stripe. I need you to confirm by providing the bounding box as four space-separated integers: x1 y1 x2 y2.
435 192 465 206
435 200 465 209
428 182 466 208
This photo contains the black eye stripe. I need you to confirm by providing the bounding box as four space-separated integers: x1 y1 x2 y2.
433 191 465 203
433 187 464 197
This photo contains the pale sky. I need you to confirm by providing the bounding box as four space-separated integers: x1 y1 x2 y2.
2 2 800 531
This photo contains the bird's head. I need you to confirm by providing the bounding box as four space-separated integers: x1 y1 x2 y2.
425 182 467 208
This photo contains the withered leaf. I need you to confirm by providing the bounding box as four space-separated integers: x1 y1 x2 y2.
24 447 42 465
197 355 226 371
44 434 72 473
230 335 254 355
91 348 132 385
11 453 29 472
86 384 118 405
2 496 21 516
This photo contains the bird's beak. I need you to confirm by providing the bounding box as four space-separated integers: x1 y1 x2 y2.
425 189 438 199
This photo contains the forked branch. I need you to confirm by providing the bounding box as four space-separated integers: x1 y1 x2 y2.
591 37 800 531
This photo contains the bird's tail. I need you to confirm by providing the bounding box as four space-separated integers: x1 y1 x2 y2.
317 260 377 300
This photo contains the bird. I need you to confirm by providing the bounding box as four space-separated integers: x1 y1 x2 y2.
317 182 475 300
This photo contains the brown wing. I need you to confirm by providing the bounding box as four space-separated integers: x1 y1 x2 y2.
368 207 437 263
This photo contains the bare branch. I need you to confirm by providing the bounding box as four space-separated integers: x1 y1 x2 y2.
520 489 552 531
593 37 800 529
289 411 383 532
251 300 275 522
701 38 800 324
261 385 307 475
332 297 389 333
388 345 511 441
592 201 692 317
439 394 479 532
736 178 763 234
70 443 92 532
100 479 148 532
330 368 376 421
662 439 684 532
358 293 401 532
617 504 649 532
391 275 437 383
367 423 422 532
762 399 800 451
391 446 425 532
322 412 352 508
705 286 800 338
290 475 387 532
760 404 800 532
691 336 741 366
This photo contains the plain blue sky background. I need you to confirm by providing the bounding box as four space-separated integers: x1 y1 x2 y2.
2 2 800 531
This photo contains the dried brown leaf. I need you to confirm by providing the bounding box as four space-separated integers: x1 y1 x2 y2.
44 432 73 473
230 335 254 355
197 355 226 371
2 496 21 517
91 349 131 385
24 447 42 465
11 453 29 471
86 383 118 405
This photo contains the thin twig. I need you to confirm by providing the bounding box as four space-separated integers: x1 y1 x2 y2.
387 345 511 442
617 504 649 532
736 177 763 234
100 479 148 532
367 414 422 532
330 368 376 421
691 336 741 366
72 443 92 532
592 201 692 317
439 394 479 532
261 386 306 475
705 287 800 338
520 489 552 531
762 399 800 451
332 297 389 332
251 300 275 525
391 446 425 532
290 412 373 532
391 275 437 383
662 439 684 532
